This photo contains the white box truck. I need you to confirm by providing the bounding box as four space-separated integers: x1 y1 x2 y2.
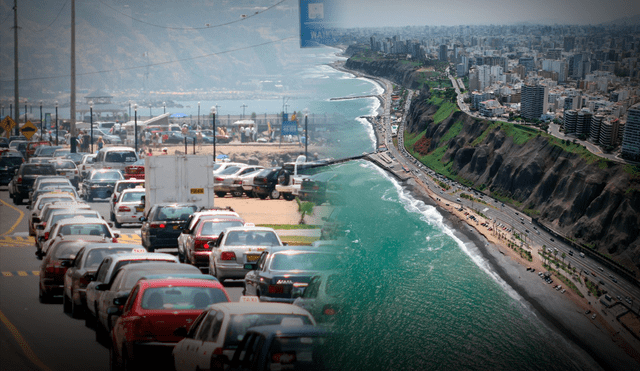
144 155 214 215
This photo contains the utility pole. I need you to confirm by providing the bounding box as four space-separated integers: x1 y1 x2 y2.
13 0 19 134
70 0 77 152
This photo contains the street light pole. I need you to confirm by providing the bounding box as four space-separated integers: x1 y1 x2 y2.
149 104 152 118
134 104 138 153
90 101 94 153
198 102 200 127
303 108 309 159
163 102 166 114
210 106 217 162
55 101 59 145
39 101 43 140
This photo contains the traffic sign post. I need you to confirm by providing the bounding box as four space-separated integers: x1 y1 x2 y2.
20 121 38 140
1 116 17 138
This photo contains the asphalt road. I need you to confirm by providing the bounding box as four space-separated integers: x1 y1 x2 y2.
0 187 244 371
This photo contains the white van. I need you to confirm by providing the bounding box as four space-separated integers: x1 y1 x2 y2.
94 146 139 171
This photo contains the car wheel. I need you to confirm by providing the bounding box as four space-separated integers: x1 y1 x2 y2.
114 220 121 229
110 212 115 222
96 321 109 346
258 194 267 200
63 293 72 313
270 189 280 200
38 285 50 304
283 193 294 201
85 310 95 328
231 190 243 197
215 191 226 198
178 250 185 263
245 191 255 198
13 195 22 205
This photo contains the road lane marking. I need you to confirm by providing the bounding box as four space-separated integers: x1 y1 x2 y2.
0 310 53 371
2 272 12 277
0 200 24 237
17 271 28 276
1 271 40 277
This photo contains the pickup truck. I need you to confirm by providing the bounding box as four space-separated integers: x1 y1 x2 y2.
275 155 329 201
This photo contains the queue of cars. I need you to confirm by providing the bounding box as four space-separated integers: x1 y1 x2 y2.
7 141 344 370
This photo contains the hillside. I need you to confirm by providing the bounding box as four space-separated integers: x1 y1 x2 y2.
404 89 640 274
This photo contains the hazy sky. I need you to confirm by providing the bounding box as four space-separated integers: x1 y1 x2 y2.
336 0 640 27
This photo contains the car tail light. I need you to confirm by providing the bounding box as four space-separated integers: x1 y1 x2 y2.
118 206 131 212
112 237 118 243
45 262 66 276
268 285 284 294
215 177 224 182
272 352 296 364
150 223 165 228
213 347 223 355
131 316 155 340
323 305 337 316
194 238 209 250
17 176 22 183
44 232 49 240
220 251 236 261
233 180 242 185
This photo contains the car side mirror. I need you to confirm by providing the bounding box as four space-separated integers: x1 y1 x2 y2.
244 263 257 270
206 241 217 249
60 260 73 268
139 216 147 222
113 232 121 238
113 295 128 306
95 283 110 291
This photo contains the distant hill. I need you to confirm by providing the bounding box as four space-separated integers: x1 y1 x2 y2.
600 14 640 26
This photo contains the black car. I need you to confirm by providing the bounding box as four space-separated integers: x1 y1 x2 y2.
0 150 25 186
251 167 281 200
244 249 340 303
81 169 124 201
8 163 57 204
0 138 9 148
299 171 342 205
140 203 197 252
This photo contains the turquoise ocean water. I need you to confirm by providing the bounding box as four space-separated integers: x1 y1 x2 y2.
156 47 601 370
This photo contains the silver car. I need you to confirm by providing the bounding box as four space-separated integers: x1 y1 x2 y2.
214 165 263 197
208 226 282 282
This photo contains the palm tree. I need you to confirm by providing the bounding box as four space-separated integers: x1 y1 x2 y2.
295 197 314 225
561 252 566 265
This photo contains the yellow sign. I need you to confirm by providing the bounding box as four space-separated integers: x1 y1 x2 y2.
190 188 204 194
1 116 17 136
20 121 38 140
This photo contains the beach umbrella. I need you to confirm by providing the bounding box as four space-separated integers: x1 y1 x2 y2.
216 154 229 160
170 113 188 118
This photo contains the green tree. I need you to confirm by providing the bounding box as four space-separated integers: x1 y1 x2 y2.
295 197 314 225
561 252 566 264
250 112 257 119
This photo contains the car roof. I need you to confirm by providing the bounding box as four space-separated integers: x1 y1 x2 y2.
83 243 145 250
137 277 225 289
52 216 107 226
50 235 112 243
208 302 313 315
193 208 239 217
223 226 277 233
115 179 145 184
120 188 145 194
155 202 198 207
245 325 329 338
109 252 178 263
99 146 136 152
0 150 23 157
116 262 199 275
139 273 218 282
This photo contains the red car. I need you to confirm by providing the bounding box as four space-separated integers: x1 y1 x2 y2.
39 239 87 303
109 278 230 370
184 216 246 269
123 159 145 180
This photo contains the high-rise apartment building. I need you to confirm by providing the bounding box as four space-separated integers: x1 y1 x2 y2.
589 115 603 142
564 110 578 134
576 109 593 137
439 45 448 62
564 36 575 52
521 83 549 121
621 103 640 160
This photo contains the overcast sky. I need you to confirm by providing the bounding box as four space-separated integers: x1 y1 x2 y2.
335 0 640 27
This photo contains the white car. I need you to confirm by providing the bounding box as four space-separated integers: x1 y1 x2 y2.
49 159 80 187
41 216 120 256
112 188 145 228
177 208 241 263
34 202 91 250
36 208 101 257
173 302 316 371
78 154 96 179
214 165 263 197
213 162 246 175
109 179 145 221
238 168 265 197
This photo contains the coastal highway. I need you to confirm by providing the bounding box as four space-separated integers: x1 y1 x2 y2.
0 189 244 371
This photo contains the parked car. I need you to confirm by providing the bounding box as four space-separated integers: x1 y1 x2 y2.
244 250 340 303
214 165 263 197
140 203 197 252
208 226 283 282
299 171 342 205
112 188 145 228
251 168 282 200
63 243 146 318
227 325 332 371
84 252 179 328
8 162 57 204
93 262 204 344
184 216 246 269
172 302 316 371
81 169 124 201
39 239 86 303
110 278 230 370
238 168 265 198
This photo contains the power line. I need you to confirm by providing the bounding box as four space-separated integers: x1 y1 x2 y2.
0 36 296 83
26 0 68 33
95 0 288 30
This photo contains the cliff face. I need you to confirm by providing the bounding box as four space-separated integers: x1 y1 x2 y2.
345 59 423 89
405 90 640 273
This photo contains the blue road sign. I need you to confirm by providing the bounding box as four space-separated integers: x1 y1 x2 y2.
281 121 298 136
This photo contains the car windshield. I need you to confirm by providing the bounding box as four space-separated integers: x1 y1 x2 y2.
1 157 22 166
51 242 83 260
140 286 228 310
219 166 240 175
51 213 99 226
156 206 197 221
37 196 76 209
23 165 55 175
52 161 76 169
104 151 137 163
92 171 122 180
270 253 337 271
37 147 60 156
224 314 313 349
122 191 145 203
199 220 244 236
58 223 111 237
224 230 280 246
116 182 144 193
84 248 138 268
